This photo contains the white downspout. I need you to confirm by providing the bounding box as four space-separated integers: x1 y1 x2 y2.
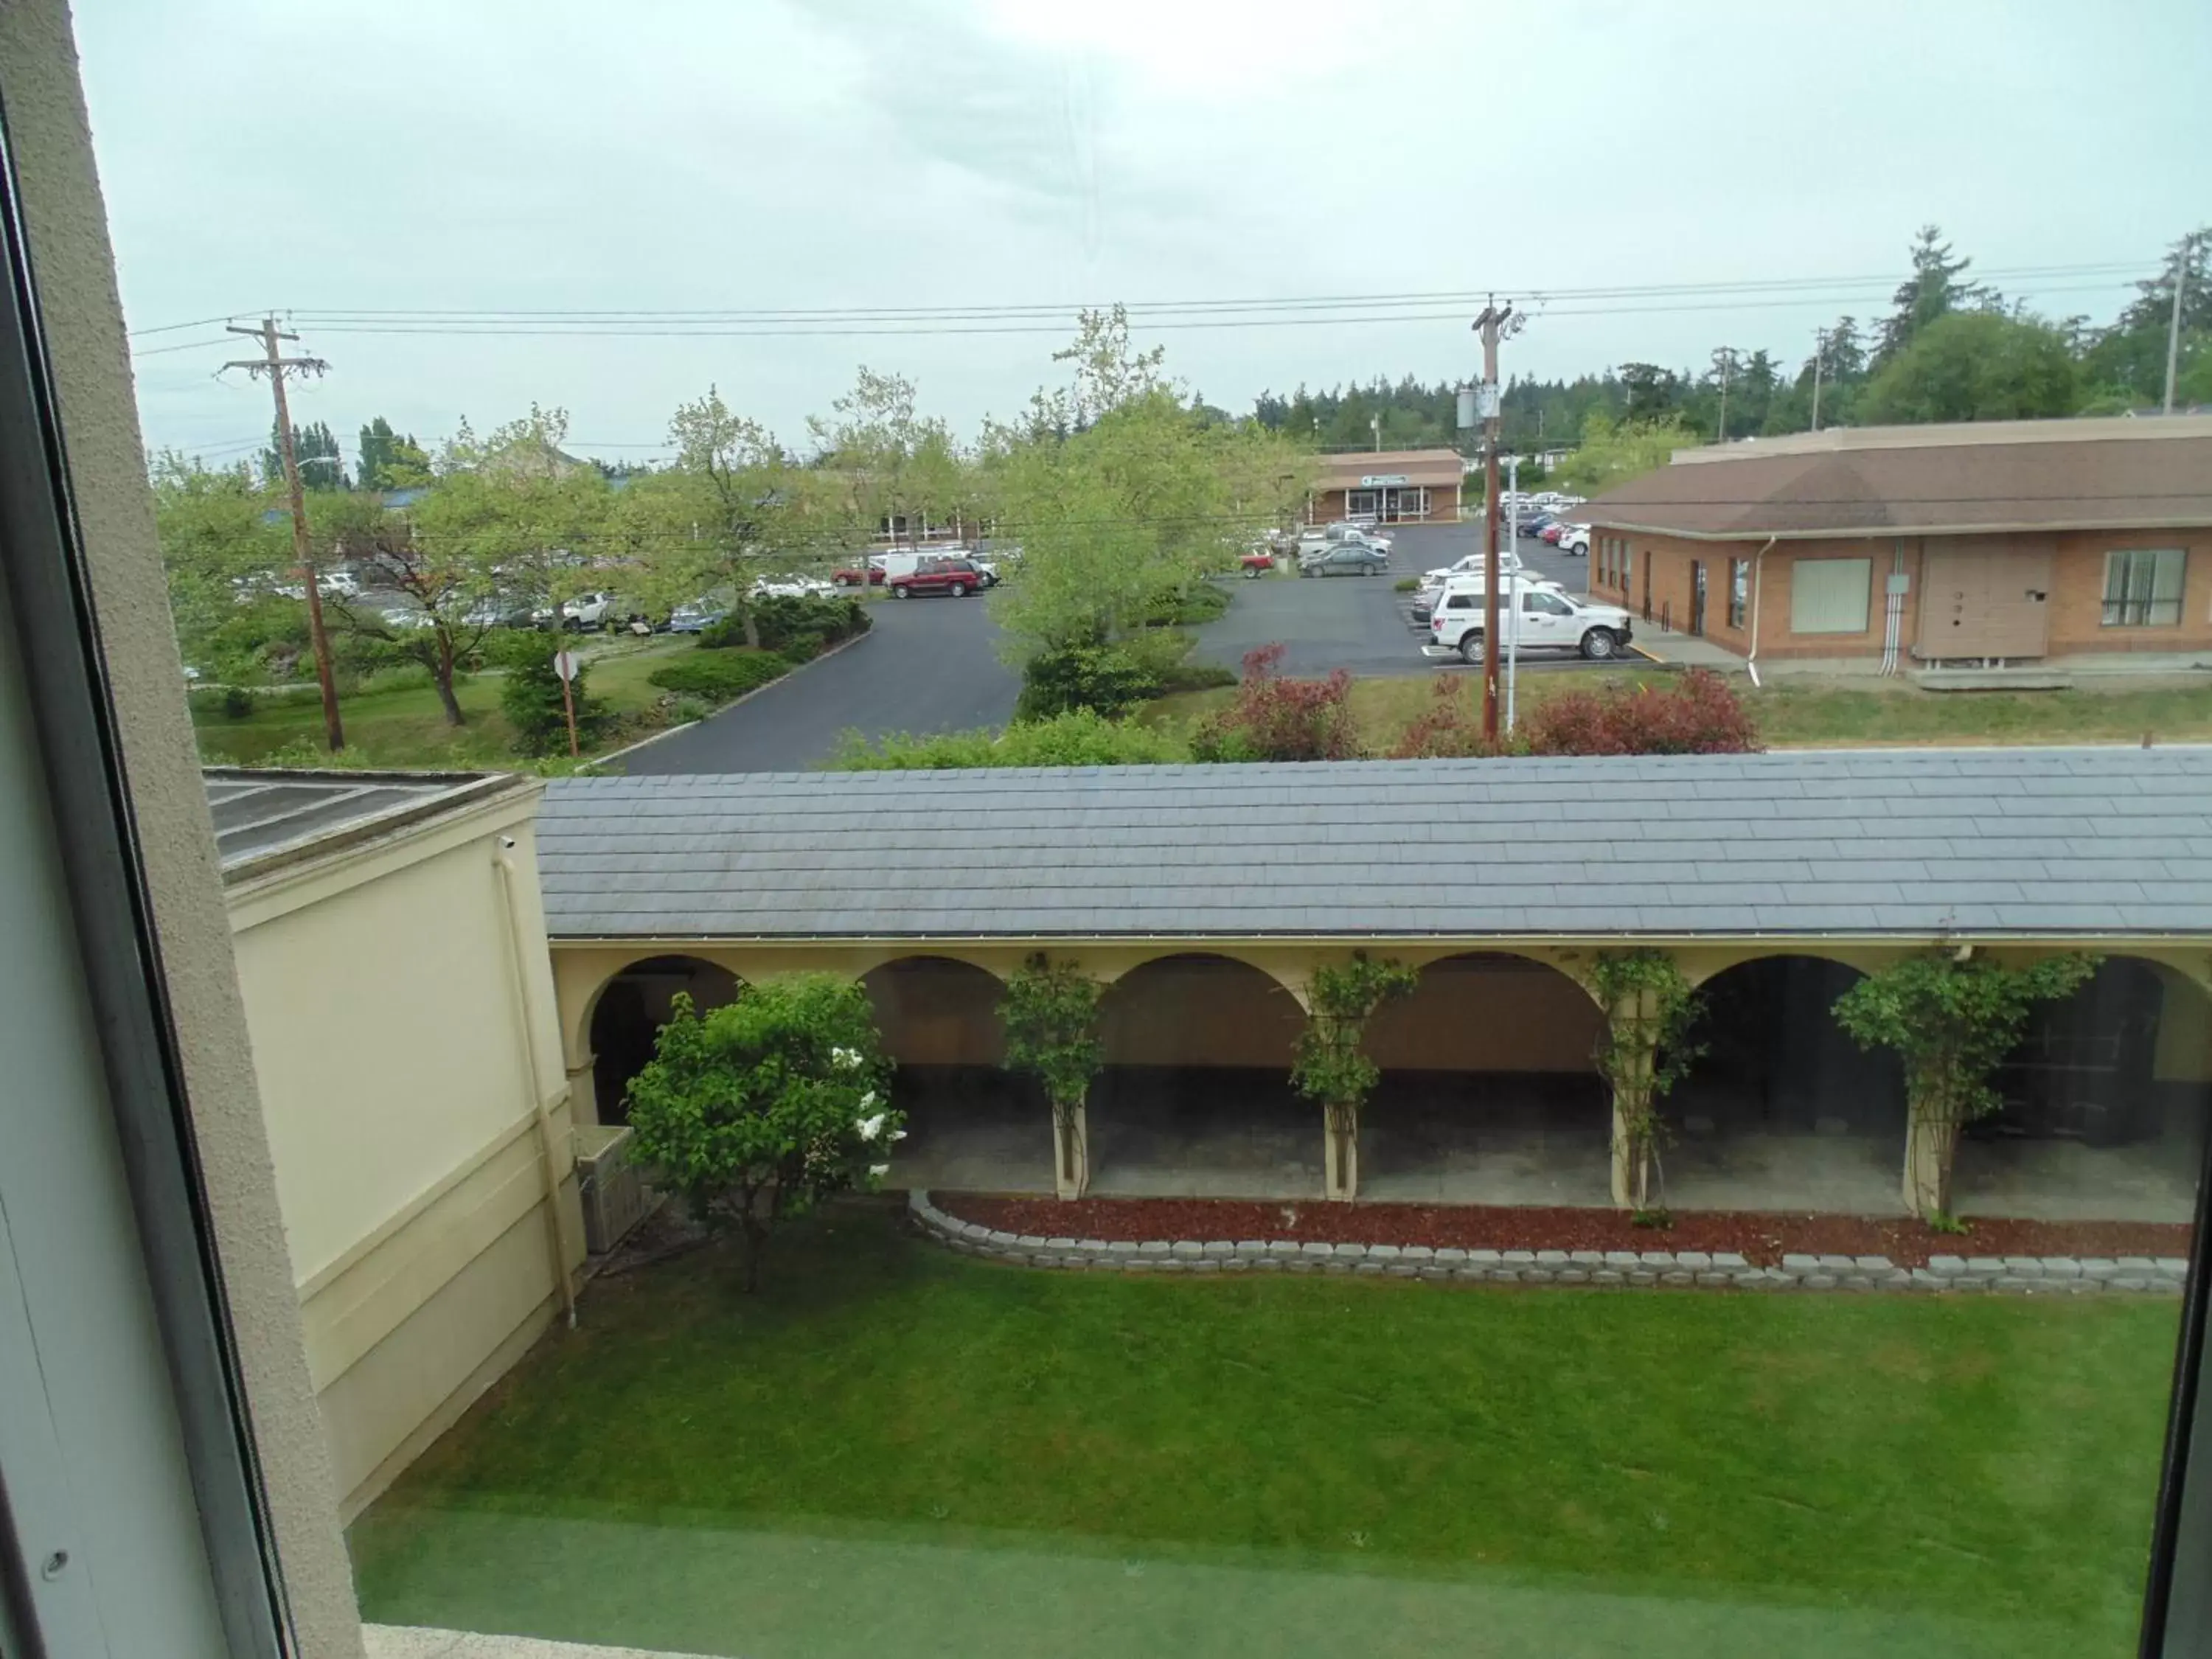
1743 535 1777 689
494 839 580 1329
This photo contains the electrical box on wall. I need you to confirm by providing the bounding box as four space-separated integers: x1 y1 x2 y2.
1887 573 1912 596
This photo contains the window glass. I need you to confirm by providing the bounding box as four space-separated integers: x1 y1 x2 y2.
2103 549 2186 627
1791 557 1874 633
57 7 2212 1659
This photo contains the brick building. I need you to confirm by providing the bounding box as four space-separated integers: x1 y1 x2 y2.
1575 417 2212 670
1307 448 1467 525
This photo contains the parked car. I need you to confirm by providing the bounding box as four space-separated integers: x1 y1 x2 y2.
666 599 728 634
1296 521 1391 559
532 591 618 630
751 575 835 599
1424 579 1635 663
1410 561 1562 622
1519 512 1557 540
830 562 884 587
1240 549 1276 577
465 596 540 630
1556 524 1591 557
1540 522 1572 545
888 556 992 598
1299 543 1391 578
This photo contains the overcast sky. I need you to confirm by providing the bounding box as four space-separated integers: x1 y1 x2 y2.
76 0 2211 472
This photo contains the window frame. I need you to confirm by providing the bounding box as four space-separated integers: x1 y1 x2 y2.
1728 557 1749 630
1790 556 1874 636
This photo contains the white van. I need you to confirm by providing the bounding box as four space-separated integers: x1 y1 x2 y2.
1422 577 1635 664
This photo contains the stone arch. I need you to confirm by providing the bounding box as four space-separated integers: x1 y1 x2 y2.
1664 953 1905 1215
859 955 1040 1197
1091 953 1316 1199
1956 954 2212 1223
585 954 742 1125
1360 951 1613 1206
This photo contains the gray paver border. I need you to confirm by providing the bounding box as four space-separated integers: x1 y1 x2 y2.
906 1192 2184 1296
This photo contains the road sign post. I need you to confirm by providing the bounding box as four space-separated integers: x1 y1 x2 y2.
552 649 581 758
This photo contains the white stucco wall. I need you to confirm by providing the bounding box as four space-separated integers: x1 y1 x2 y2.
225 790 583 1515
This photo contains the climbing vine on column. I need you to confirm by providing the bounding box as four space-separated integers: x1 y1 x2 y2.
1584 950 1705 1218
1293 953 1419 1198
1832 947 2097 1222
999 953 1105 1194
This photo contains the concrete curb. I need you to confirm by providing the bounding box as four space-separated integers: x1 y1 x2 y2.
905 1191 2185 1295
583 625 875 771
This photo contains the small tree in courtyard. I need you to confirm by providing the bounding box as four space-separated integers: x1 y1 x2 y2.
1832 950 2096 1222
1584 950 1705 1217
1293 953 1419 1200
625 977 900 1290
998 953 1106 1198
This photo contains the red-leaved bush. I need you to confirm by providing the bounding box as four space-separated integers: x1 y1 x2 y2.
1388 668 1759 759
1190 642 1361 762
1521 668 1760 757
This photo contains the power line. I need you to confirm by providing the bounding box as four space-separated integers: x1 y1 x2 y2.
128 258 2156 341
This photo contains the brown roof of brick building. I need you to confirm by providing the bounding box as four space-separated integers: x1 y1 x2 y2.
1573 417 2212 540
1315 448 1469 489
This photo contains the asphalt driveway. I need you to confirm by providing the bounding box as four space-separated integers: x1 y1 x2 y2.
619 595 1018 774
625 521 1604 773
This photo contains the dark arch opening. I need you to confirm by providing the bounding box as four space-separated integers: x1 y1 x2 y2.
1666 955 1905 1214
1362 953 1611 1206
587 955 740 1125
1957 957 2212 1222
860 958 1033 1193
1092 954 1311 1199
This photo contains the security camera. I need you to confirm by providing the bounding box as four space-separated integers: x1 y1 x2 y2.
498 835 517 850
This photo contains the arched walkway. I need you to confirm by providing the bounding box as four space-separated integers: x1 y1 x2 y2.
1955 957 2212 1223
586 955 741 1124
1091 954 1314 1199
860 957 1044 1194
1666 956 1906 1215
1361 953 1611 1207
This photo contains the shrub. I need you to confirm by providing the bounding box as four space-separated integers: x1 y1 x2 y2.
832 708 1189 770
705 594 870 653
1142 582 1229 627
779 630 828 665
189 685 259 721
1015 641 1161 720
1156 660 1237 695
625 979 899 1291
1393 576 1419 593
648 648 789 703
1389 677 1503 760
1189 642 1360 763
1522 668 1759 757
485 629 609 757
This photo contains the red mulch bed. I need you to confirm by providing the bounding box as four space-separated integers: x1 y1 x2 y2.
936 1194 2191 1270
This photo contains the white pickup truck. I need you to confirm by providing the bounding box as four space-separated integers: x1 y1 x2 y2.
1296 521 1392 559
1422 577 1635 664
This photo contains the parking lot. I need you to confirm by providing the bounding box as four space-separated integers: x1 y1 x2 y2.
625 518 1605 773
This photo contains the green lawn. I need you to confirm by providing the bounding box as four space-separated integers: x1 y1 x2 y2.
1143 672 2212 757
190 637 693 768
349 1206 2177 1659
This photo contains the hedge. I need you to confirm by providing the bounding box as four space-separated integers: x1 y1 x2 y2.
648 648 790 703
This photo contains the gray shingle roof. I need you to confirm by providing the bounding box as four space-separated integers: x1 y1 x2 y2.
536 748 2212 941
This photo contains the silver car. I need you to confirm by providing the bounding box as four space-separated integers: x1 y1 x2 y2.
1299 543 1391 578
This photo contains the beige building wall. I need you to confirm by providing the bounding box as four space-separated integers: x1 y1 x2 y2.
226 787 584 1519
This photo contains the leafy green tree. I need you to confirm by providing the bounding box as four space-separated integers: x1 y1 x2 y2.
1874 224 1997 366
316 490 497 726
1618 363 1685 422
992 308 1313 655
150 451 296 675
1552 412 1699 495
625 978 900 1291
809 366 965 548
411 406 613 626
1582 951 1705 1216
999 954 1106 1197
357 417 431 491
1293 953 1419 1200
1833 950 2097 1220
2080 228 2211 408
264 419 347 491
489 629 604 757
1858 310 2080 425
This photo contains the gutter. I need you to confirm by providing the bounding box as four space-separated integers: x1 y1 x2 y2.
1743 535 1778 689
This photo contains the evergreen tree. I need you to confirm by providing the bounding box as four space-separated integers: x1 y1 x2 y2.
1875 225 1997 366
357 416 431 491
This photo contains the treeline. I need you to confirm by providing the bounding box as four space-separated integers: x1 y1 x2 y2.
1252 225 2211 456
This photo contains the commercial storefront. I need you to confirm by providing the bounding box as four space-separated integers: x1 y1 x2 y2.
1308 448 1466 524
1576 417 2212 669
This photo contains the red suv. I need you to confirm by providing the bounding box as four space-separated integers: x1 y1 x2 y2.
888 557 993 599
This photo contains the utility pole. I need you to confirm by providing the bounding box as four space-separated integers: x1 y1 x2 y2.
1371 412 1380 452
1472 298 1516 742
1711 347 1736 444
2165 232 2202 416
1809 329 1826 432
224 317 342 751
